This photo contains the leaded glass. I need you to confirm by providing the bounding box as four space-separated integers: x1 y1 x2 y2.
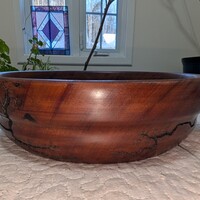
31 6 70 55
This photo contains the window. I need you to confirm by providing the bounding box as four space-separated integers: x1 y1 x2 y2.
31 0 70 55
14 0 135 66
85 0 118 50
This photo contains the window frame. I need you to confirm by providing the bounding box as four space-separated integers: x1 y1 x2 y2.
13 0 135 67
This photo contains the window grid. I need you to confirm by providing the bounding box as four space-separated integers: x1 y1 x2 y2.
85 0 118 50
32 0 65 6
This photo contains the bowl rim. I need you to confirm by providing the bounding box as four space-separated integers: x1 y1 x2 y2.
0 70 200 83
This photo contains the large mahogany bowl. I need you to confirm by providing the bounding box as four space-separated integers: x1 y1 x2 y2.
0 71 200 164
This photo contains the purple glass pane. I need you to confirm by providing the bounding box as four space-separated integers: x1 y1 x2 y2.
42 19 60 42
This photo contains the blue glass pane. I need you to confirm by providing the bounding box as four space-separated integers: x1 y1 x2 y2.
86 0 118 14
86 14 101 49
31 6 70 55
102 0 118 14
86 0 101 13
102 15 117 49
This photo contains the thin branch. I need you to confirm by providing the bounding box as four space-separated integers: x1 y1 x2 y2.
84 0 115 71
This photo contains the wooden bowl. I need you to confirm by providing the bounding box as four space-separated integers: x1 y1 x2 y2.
0 71 200 164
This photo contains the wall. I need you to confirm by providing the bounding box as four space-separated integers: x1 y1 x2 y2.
0 0 19 69
133 0 200 73
0 0 200 73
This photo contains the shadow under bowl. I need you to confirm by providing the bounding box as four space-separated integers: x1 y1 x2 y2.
0 71 200 164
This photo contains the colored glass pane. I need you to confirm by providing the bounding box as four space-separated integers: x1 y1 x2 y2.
31 6 70 55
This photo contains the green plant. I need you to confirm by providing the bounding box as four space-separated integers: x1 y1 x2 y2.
0 38 18 72
22 37 54 71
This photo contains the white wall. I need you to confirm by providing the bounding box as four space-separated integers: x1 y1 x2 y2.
0 0 200 73
132 0 200 73
0 0 19 69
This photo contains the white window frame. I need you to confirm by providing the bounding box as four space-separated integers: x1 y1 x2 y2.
12 0 135 67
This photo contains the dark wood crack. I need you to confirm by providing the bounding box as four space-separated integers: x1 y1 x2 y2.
0 82 56 150
142 120 196 146
23 113 36 123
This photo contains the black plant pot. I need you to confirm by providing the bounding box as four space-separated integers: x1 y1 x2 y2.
182 56 200 74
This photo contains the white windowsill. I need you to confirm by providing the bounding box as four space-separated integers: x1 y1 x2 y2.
17 52 132 67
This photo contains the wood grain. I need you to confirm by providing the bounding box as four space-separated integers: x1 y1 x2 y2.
0 71 200 163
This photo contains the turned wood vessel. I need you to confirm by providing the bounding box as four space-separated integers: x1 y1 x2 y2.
0 71 200 163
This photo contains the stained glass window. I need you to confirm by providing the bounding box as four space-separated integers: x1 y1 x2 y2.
31 0 70 55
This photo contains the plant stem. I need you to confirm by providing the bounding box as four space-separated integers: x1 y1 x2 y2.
84 0 115 71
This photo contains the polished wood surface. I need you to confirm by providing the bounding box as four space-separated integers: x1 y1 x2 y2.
0 71 200 163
